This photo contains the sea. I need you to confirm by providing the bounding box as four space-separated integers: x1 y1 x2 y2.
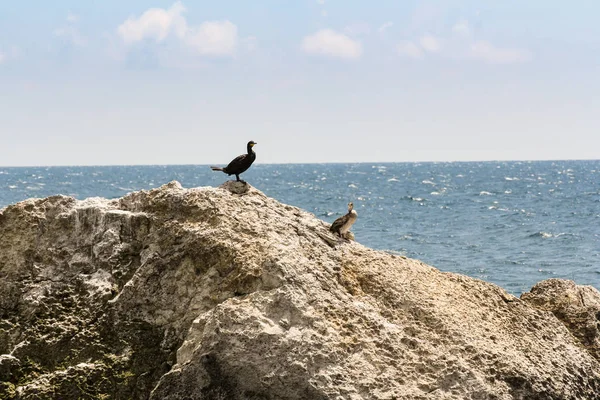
1 160 599 296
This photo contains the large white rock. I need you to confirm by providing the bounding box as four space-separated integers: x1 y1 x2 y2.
0 181 599 399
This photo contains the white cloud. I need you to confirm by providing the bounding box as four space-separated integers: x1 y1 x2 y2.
0 46 20 64
117 2 247 57
54 26 87 46
66 12 79 23
55 13 86 46
397 41 423 59
395 17 531 65
317 0 326 17
452 20 470 36
117 2 187 44
419 34 441 52
470 40 531 64
378 22 393 34
397 34 530 65
185 21 238 56
302 29 362 59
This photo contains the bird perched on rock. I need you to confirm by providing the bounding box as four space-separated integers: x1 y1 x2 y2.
211 141 257 184
330 202 357 239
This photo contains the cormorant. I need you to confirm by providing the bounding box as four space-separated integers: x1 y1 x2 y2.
330 202 357 239
211 141 257 183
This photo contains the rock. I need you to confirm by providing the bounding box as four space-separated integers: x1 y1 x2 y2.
0 354 20 378
1 181 599 399
521 279 600 361
219 180 251 194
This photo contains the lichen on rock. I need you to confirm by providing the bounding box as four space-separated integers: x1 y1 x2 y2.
1 181 599 399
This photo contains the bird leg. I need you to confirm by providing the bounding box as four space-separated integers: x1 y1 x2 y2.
340 232 352 241
235 174 248 184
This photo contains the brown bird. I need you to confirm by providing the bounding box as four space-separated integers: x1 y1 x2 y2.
330 202 358 239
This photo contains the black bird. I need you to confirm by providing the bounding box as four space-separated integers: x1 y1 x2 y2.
211 141 257 183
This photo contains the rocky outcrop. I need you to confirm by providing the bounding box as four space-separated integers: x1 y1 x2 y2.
521 279 600 362
1 181 599 399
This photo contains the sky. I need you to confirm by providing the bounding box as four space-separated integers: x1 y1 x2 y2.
1 0 599 166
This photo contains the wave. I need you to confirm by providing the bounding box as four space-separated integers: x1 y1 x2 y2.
403 196 425 202
488 206 510 211
528 232 580 239
529 232 554 239
479 191 494 196
537 269 557 275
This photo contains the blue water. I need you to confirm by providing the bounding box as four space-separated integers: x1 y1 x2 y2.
1 161 599 296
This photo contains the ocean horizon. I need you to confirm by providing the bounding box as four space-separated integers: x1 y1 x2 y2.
2 158 600 168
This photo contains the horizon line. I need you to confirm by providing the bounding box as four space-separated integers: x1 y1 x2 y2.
1 158 600 169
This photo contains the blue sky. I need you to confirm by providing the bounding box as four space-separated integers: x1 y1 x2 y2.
1 1 599 166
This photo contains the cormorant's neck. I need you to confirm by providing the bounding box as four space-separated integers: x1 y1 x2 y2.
247 145 254 154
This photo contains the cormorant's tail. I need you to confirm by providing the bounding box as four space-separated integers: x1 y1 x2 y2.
210 166 224 172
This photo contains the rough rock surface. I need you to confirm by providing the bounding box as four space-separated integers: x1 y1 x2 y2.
521 279 600 362
1 181 599 399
